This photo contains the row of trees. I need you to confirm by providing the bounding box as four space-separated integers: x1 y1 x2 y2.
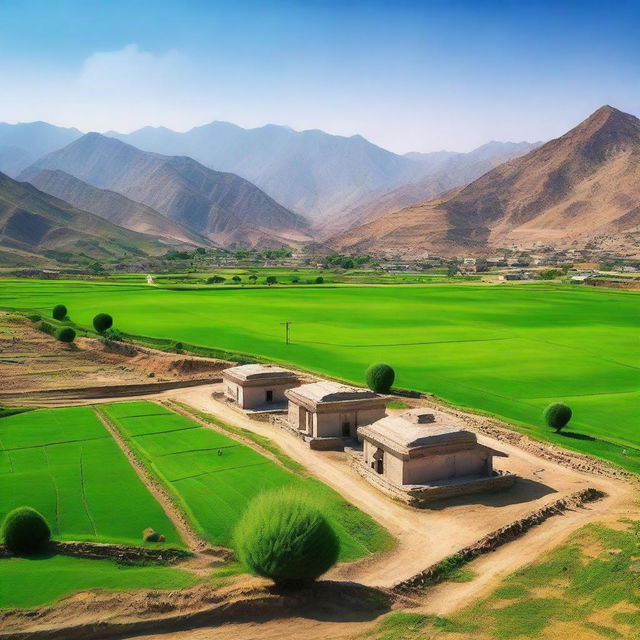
44 305 114 345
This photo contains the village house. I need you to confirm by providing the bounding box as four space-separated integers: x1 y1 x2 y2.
356 409 515 506
222 364 299 410
285 381 386 449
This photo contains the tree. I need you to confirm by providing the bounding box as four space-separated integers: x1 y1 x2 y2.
447 264 458 277
248 274 258 283
544 402 572 432
365 363 395 393
2 507 51 555
234 489 339 588
232 275 242 284
315 276 324 284
93 313 113 333
89 261 105 275
266 276 277 285
207 275 226 284
52 304 67 321
56 327 76 343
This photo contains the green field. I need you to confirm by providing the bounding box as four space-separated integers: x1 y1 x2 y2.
0 407 182 546
0 554 197 609
101 401 392 561
366 520 640 639
1 279 638 471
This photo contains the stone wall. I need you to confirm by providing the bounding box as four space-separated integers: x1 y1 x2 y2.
392 487 606 593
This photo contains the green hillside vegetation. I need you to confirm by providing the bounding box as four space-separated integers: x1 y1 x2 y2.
1 279 638 471
101 401 392 560
365 521 640 639
0 407 182 546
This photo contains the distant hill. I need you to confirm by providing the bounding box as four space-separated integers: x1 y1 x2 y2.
0 122 81 177
0 172 170 263
331 106 640 256
24 169 214 247
319 140 541 235
110 122 429 222
21 133 312 247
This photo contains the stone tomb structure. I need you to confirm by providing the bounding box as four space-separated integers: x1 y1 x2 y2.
356 409 515 506
285 381 386 449
222 364 299 410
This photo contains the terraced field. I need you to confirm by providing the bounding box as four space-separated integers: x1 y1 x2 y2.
1 279 638 471
0 407 182 546
101 401 391 561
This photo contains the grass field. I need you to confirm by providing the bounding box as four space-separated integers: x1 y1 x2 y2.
1 279 638 471
0 554 197 609
101 401 392 561
365 520 640 639
0 407 182 546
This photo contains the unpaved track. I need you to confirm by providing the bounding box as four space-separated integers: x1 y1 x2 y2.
166 384 632 589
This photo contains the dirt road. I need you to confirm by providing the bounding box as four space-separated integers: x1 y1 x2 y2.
165 384 632 589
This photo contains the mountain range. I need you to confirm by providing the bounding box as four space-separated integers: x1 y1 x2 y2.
20 133 312 247
332 106 640 256
0 171 172 264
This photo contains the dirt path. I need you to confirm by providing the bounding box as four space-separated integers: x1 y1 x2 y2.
93 406 214 557
165 384 633 589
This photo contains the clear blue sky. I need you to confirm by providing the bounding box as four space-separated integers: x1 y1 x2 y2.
0 0 638 152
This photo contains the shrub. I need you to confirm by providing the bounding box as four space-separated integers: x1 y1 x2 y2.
175 341 183 351
544 402 572 432
207 275 226 284
27 313 41 322
93 313 113 333
143 527 165 543
234 488 339 588
365 363 395 393
38 321 55 336
56 327 76 343
266 276 277 285
315 276 324 284
232 276 241 283
2 507 51 555
52 304 67 320
102 328 123 342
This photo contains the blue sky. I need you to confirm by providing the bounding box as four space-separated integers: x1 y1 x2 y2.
0 0 638 152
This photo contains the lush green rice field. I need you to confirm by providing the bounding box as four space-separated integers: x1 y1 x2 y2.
0 554 197 609
0 407 182 546
1 279 638 470
101 401 391 560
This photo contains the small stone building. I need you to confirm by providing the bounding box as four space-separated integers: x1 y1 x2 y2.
285 381 386 449
356 409 515 505
222 364 298 410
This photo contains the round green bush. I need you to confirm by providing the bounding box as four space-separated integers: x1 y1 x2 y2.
234 489 340 588
56 327 76 343
52 304 67 321
2 507 51 555
93 313 113 333
544 402 572 432
365 363 395 393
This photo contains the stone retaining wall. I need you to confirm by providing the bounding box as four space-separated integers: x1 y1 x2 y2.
392 487 605 593
0 541 191 565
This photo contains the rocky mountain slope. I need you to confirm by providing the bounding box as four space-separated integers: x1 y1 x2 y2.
0 172 170 262
23 169 213 246
320 140 541 234
21 133 312 247
332 106 640 256
0 122 82 177
110 122 430 222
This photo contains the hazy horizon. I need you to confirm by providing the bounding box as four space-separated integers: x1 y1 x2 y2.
1 0 638 153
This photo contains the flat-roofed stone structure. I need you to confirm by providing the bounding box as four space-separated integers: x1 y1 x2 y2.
222 364 298 410
285 381 386 449
356 409 515 506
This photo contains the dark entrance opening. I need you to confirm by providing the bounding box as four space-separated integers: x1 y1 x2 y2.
375 458 384 474
265 390 273 403
342 421 351 437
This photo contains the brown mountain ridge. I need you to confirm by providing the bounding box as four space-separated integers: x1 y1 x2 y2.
331 106 640 256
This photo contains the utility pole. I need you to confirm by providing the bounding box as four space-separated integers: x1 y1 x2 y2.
280 321 292 345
